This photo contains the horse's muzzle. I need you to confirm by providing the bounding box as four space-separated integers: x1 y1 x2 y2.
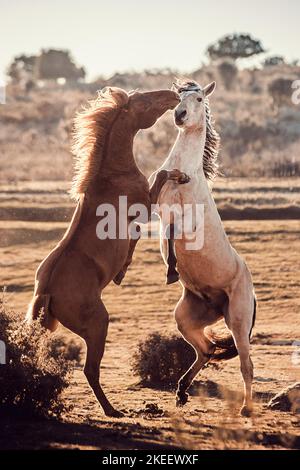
175 110 187 125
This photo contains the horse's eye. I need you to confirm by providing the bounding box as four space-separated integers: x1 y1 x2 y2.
197 97 202 103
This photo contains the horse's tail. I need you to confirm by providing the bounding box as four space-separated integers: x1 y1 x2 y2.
208 330 238 362
250 296 257 339
26 294 58 333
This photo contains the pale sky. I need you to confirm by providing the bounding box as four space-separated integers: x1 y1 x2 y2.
1 0 299 80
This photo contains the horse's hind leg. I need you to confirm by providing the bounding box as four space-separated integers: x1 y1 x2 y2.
82 300 123 418
176 333 211 406
26 294 59 332
174 290 217 406
225 272 256 417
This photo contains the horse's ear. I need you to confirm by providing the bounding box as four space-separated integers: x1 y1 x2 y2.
203 81 216 97
100 86 112 97
171 81 180 92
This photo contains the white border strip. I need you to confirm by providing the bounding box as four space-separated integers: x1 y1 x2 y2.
0 79 6 104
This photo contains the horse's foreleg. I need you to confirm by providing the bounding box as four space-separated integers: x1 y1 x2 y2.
113 171 169 285
83 300 123 417
114 169 190 286
166 224 179 284
150 169 190 205
152 170 189 284
113 225 141 285
114 170 188 285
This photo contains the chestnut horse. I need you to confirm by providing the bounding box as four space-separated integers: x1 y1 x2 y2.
27 87 187 417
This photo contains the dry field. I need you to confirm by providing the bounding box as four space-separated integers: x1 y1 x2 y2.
0 178 299 450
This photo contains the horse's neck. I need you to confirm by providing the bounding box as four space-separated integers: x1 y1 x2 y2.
165 124 206 178
96 120 137 182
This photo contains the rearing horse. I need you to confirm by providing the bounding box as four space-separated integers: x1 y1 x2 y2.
155 80 256 417
27 87 187 417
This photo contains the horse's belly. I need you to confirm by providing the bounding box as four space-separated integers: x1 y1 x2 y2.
175 239 237 291
158 181 238 290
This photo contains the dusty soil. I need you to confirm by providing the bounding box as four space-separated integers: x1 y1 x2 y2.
0 179 299 450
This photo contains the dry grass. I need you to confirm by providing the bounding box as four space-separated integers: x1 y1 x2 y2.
0 177 299 449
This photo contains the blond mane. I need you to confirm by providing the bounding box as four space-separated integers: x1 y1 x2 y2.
70 87 129 200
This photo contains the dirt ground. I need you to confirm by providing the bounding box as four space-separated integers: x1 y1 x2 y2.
0 179 299 450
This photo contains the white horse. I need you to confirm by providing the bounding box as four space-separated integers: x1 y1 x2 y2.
153 79 256 416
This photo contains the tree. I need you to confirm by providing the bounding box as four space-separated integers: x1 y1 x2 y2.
207 33 265 61
264 56 285 67
35 49 85 81
7 49 86 84
268 78 294 109
7 54 37 82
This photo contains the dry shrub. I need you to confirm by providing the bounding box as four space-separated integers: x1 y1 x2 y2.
0 299 76 418
132 332 195 388
218 60 238 90
268 77 295 108
49 336 82 363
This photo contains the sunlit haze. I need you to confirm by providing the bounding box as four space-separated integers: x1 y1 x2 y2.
1 0 300 80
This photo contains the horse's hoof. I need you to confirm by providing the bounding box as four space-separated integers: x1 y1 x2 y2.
240 405 253 417
168 169 190 184
113 271 125 285
178 173 190 184
176 393 189 407
105 408 124 418
166 272 179 285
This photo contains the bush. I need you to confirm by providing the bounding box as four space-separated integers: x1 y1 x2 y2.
49 336 82 364
0 299 76 418
268 78 295 108
132 332 195 388
218 60 238 90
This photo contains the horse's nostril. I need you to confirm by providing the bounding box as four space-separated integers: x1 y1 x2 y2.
175 110 187 123
176 110 186 118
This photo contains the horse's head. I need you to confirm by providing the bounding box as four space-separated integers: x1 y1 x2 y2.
126 89 180 130
172 80 216 130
